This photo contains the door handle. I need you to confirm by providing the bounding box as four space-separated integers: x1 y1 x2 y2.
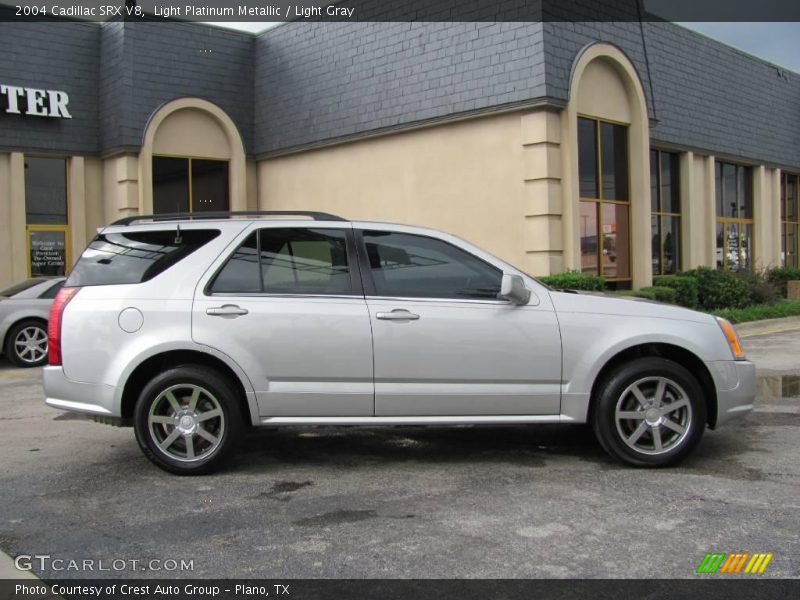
376 309 420 321
206 304 249 317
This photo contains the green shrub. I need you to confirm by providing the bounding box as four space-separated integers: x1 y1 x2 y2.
735 270 781 305
767 267 800 298
630 286 678 304
538 270 605 291
713 299 800 324
653 275 699 308
683 267 752 310
626 289 656 300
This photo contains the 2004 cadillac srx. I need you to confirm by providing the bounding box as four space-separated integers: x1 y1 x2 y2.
43 211 754 474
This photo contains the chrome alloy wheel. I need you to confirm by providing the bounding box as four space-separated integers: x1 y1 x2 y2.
147 384 225 462
614 376 693 455
13 326 48 364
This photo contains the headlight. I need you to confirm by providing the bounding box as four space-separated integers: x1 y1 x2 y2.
716 317 746 360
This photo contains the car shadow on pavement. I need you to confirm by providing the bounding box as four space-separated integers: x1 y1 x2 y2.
233 424 614 471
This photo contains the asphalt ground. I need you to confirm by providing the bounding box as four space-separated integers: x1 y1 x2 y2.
0 320 798 579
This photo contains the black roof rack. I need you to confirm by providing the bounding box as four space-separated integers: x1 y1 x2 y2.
110 210 346 226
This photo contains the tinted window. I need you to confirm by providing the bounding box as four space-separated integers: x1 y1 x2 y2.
210 232 260 293
362 231 501 300
578 118 598 198
67 229 220 287
25 157 67 225
153 157 189 214
192 160 229 213
38 280 65 299
210 228 352 295
600 122 628 201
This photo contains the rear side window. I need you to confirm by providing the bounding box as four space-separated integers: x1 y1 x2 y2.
66 229 220 287
210 228 353 295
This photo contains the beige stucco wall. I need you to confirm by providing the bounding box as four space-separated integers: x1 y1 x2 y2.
753 165 782 269
682 152 716 269
1 153 28 288
257 111 530 269
522 110 564 275
0 153 14 288
103 154 140 224
152 108 232 158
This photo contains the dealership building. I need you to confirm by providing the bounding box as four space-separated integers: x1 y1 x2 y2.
2 15 800 289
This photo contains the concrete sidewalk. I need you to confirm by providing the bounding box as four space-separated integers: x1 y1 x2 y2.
735 316 800 339
0 548 38 579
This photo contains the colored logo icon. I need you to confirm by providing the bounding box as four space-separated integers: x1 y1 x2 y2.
696 552 773 574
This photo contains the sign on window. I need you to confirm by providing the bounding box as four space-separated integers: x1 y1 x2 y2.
29 229 67 276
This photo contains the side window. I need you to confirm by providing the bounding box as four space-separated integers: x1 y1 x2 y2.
361 231 502 300
210 232 260 293
260 228 351 294
210 228 352 295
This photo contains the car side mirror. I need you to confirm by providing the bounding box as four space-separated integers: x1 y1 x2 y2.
499 273 531 305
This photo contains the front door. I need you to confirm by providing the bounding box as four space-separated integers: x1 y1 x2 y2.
192 225 374 417
358 229 562 416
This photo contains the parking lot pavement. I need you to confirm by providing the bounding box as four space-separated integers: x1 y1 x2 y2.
0 332 798 580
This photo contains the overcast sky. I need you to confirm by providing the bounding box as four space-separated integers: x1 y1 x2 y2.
680 22 800 74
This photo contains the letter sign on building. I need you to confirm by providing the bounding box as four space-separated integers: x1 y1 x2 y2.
0 83 72 118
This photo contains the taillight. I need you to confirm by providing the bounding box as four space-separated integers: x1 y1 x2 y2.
48 287 79 366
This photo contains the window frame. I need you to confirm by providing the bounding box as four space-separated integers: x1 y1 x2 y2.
577 116 632 286
24 155 71 277
206 226 363 298
650 149 682 276
715 161 754 272
354 229 508 304
781 172 800 268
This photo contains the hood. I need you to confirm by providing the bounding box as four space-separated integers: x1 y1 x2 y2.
547 289 714 324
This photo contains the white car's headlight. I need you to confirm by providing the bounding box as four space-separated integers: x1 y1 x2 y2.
716 317 746 361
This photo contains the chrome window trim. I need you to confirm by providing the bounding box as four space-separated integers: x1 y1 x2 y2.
206 292 513 305
207 292 366 300
365 295 513 306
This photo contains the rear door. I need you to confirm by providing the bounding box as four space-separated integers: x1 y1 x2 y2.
357 228 562 417
192 224 374 417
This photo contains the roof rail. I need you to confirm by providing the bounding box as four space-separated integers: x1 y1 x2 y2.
110 210 346 226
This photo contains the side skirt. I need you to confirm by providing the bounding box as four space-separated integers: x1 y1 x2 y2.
257 415 581 426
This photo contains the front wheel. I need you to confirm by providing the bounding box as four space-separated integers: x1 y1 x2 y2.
591 357 707 467
133 366 245 475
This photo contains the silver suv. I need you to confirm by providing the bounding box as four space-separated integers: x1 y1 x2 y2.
44 212 755 474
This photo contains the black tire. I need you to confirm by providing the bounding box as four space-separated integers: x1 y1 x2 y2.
4 319 49 368
591 357 707 467
133 365 245 475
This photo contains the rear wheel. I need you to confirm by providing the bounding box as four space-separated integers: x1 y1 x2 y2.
133 366 245 475
591 357 707 467
5 320 48 368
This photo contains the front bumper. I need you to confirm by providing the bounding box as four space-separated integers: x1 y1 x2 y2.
709 360 756 428
43 366 118 416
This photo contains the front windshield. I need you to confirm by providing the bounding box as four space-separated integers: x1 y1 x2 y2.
0 278 49 298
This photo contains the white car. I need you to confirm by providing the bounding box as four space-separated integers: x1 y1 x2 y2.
43 212 754 474
0 277 65 367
